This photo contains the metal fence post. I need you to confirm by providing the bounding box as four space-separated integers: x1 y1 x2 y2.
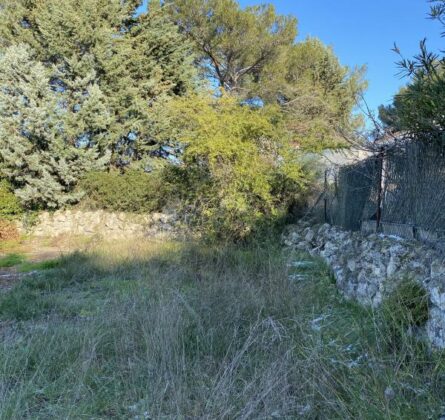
376 147 385 232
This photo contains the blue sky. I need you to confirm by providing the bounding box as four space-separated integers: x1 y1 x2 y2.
238 0 443 118
140 1 443 118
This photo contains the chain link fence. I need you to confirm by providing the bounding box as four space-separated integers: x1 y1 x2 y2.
312 139 445 248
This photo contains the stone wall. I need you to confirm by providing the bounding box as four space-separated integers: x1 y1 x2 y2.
283 223 445 349
17 210 178 239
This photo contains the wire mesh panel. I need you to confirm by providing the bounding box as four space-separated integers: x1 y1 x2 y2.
330 158 380 231
314 139 445 243
382 141 445 235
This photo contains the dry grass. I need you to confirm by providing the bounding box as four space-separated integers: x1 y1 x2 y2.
0 238 444 419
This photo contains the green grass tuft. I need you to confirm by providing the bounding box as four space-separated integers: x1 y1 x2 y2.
0 253 25 268
18 258 61 273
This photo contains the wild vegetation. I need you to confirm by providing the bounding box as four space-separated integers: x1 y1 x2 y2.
379 0 445 141
1 0 445 418
0 240 443 418
0 0 364 239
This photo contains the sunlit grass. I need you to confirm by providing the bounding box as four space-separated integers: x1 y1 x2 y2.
0 253 25 268
17 259 61 273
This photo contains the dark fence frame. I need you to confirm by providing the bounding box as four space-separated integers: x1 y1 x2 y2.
315 139 445 250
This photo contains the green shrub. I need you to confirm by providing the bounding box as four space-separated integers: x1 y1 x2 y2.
380 280 429 352
167 93 308 240
0 179 22 218
79 169 168 213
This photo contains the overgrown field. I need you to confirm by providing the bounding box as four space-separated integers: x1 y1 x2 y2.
1 239 445 419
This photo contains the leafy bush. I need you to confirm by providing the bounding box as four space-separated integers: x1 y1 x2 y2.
79 170 168 213
167 93 309 240
0 180 22 218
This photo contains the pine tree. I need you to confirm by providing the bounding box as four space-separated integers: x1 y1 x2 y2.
168 0 296 95
168 1 365 150
260 38 366 150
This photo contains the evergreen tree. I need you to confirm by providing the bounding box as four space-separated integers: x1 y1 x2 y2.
169 0 365 149
0 0 196 207
260 38 366 150
0 0 195 166
168 0 296 95
0 45 108 209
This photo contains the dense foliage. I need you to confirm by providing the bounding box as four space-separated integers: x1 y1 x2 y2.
166 93 308 238
0 0 195 208
169 0 366 150
0 45 109 209
379 1 445 141
168 0 297 94
0 0 365 238
79 170 166 213
0 180 22 218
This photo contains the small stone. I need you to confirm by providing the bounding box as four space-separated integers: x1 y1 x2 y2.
429 279 445 311
296 241 309 251
431 259 445 278
347 259 357 272
289 231 301 243
304 229 315 243
384 386 395 400
386 256 398 278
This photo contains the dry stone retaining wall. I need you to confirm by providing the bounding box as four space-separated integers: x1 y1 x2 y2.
283 223 445 349
17 210 178 239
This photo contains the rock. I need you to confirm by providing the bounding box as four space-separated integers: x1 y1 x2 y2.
427 307 445 349
304 229 316 243
282 222 445 349
347 259 357 272
289 231 301 244
431 259 445 278
386 256 399 278
428 277 445 311
296 241 310 251
384 386 395 400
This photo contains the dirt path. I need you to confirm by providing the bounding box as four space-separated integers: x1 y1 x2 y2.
0 235 89 292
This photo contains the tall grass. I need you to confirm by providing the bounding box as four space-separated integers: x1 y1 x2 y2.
0 239 444 418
